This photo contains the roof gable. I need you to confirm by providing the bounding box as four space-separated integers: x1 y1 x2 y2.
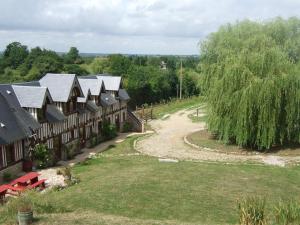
39 73 83 102
78 77 102 96
97 74 121 91
12 85 53 109
0 85 41 145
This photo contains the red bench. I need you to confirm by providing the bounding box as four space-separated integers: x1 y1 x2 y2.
30 179 46 190
0 185 9 203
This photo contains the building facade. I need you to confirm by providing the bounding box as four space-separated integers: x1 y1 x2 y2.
0 73 130 182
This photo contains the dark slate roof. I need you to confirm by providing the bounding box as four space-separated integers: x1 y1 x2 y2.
12 85 52 109
14 81 41 87
39 73 84 102
86 101 100 112
46 104 67 123
118 89 130 101
0 85 41 145
77 108 89 115
100 93 118 107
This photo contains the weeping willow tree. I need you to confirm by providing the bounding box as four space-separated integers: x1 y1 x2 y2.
200 17 300 150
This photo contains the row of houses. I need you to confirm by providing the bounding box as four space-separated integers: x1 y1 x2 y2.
0 73 134 182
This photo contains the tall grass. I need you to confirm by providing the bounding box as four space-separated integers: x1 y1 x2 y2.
237 197 266 225
0 190 71 224
275 199 300 225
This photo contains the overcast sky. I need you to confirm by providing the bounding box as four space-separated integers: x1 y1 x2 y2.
0 0 300 55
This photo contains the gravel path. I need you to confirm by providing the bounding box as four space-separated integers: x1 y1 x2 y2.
136 109 300 166
39 132 150 187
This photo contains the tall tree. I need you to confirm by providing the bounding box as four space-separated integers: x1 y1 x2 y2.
200 18 300 150
3 42 29 69
64 47 81 64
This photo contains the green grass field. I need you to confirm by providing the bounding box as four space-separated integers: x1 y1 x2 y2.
1 135 300 225
151 96 204 119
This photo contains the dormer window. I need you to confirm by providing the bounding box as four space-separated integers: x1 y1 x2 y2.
0 122 5 128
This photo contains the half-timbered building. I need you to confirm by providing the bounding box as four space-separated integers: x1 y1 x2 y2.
0 73 131 182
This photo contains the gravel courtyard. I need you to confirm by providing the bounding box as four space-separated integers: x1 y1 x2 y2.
136 109 300 166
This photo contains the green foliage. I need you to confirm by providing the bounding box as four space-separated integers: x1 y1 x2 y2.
237 197 266 225
64 47 82 64
122 122 133 132
182 69 201 97
3 42 28 69
102 121 117 139
1 190 71 224
63 64 88 75
0 41 201 106
127 65 177 106
89 57 110 74
2 172 13 182
57 166 80 186
107 54 131 76
200 17 300 149
275 199 300 225
33 144 50 169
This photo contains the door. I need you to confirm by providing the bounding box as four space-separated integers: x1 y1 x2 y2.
53 135 61 161
115 115 120 131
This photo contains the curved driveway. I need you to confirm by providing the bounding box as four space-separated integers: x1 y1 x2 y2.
136 109 300 166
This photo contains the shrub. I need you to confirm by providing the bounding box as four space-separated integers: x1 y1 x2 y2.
33 144 50 169
17 193 32 212
275 199 300 225
237 197 266 225
56 166 80 187
90 134 98 148
2 172 13 182
122 122 133 132
102 121 117 139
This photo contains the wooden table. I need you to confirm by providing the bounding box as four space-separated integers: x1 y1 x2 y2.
10 172 40 189
0 185 9 202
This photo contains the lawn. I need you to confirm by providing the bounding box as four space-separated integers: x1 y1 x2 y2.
151 96 204 119
187 130 300 156
1 135 300 225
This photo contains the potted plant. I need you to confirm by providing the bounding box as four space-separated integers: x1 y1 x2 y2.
17 194 33 225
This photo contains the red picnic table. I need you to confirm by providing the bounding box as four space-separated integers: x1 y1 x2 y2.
10 172 46 190
0 185 9 202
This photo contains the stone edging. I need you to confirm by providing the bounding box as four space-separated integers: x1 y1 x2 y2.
133 131 155 151
183 130 261 156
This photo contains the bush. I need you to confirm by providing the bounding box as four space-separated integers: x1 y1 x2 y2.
2 172 13 182
33 144 50 169
122 122 133 132
237 197 266 225
102 121 117 139
17 193 32 212
90 134 98 148
56 166 80 187
275 199 300 225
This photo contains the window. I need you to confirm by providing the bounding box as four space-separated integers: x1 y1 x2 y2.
5 144 15 165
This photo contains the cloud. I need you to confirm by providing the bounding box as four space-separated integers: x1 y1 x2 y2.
0 0 299 54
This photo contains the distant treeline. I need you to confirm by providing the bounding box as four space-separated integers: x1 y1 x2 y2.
0 42 201 107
